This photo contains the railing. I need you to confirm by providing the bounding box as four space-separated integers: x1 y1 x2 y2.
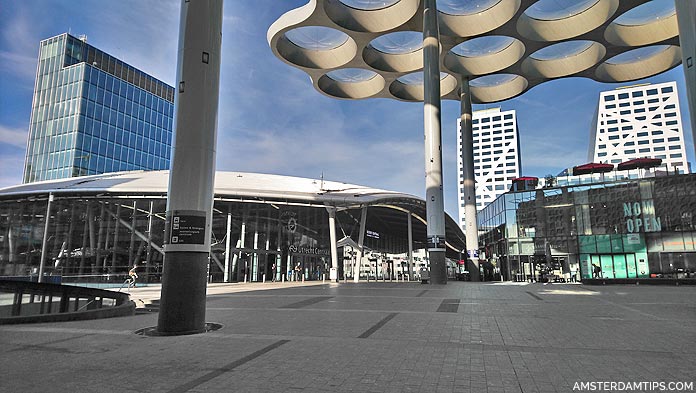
0 279 134 324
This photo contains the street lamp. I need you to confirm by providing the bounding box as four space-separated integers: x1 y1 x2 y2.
268 0 691 283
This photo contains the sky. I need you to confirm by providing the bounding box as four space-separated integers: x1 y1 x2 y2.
0 1 693 220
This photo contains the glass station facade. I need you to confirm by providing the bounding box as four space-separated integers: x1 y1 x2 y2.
0 187 463 285
23 33 174 183
478 174 696 281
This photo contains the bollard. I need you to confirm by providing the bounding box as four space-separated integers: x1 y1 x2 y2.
263 274 266 283
322 274 325 283
282 274 285 283
244 273 247 283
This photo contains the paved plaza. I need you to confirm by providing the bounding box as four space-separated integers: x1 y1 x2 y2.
1 281 695 393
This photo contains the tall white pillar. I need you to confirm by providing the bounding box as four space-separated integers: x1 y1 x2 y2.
354 207 367 282
675 0 696 157
223 212 231 282
459 78 480 281
407 211 413 279
38 193 53 283
157 0 223 335
327 207 339 282
423 0 447 284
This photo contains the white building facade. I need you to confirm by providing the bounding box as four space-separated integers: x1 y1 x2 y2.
589 81 690 173
457 108 521 230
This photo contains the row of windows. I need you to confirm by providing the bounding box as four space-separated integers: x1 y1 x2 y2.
82 116 171 145
472 113 514 124
77 134 170 160
604 98 675 110
472 127 515 135
84 68 173 115
61 35 175 102
83 99 171 131
603 85 674 102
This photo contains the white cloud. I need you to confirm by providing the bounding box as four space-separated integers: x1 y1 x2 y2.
0 151 25 189
0 125 28 148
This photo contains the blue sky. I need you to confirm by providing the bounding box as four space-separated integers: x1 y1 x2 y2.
0 1 693 220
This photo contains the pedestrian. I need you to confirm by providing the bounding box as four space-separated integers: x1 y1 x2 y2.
295 263 301 281
271 263 276 282
127 264 138 288
592 263 601 279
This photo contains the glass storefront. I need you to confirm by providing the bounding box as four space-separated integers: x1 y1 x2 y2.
478 174 696 281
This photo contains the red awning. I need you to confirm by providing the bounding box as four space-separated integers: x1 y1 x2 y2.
511 177 539 181
617 157 662 171
572 162 614 176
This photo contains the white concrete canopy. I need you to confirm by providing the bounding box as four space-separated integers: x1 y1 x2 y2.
268 0 683 103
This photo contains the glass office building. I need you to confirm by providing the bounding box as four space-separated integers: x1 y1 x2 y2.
478 173 696 281
23 33 174 183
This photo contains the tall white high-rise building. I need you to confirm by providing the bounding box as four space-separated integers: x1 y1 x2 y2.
589 81 689 173
457 108 521 230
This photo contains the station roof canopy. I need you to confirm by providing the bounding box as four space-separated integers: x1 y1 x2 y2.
268 0 682 103
0 171 467 256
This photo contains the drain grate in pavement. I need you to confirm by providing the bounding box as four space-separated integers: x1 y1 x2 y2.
280 296 334 309
526 291 544 301
436 298 460 313
358 313 398 338
167 340 290 393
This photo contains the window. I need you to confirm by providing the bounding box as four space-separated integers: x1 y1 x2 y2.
598 152 607 157
632 91 643 97
606 104 616 109
638 140 649 145
639 148 650 153
666 120 678 126
662 86 673 93
669 145 681 150
624 149 635 154
504 114 513 120
492 116 501 121
670 153 682 158
647 88 658 95
625 141 634 146
637 132 648 137
653 138 664 143
654 146 665 151
604 95 615 102
472 119 479 124
668 137 680 142
619 102 630 107
618 93 629 99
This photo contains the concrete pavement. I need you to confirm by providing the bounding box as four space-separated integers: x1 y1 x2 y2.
1 281 695 393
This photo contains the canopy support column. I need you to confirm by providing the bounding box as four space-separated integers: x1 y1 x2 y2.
157 0 223 335
459 78 480 281
423 0 446 284
675 0 696 160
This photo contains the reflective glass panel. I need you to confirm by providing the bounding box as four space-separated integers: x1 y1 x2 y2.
614 0 674 26
526 0 600 21
531 40 595 60
438 0 500 15
605 45 671 65
326 69 378 83
451 36 515 57
370 31 422 54
470 74 518 87
285 26 349 50
338 0 400 10
397 72 449 85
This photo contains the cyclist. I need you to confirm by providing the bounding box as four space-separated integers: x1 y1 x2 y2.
127 264 139 288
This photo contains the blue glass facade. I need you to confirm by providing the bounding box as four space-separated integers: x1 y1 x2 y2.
23 34 174 183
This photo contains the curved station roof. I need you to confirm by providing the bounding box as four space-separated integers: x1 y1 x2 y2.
268 0 682 103
0 171 467 255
